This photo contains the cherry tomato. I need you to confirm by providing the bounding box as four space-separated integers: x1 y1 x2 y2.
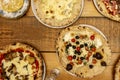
67 56 73 61
91 47 96 52
71 38 75 42
92 59 97 64
77 60 82 64
90 35 95 40
76 47 81 51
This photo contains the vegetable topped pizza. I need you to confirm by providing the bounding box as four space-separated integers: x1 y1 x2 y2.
94 0 120 22
56 24 111 78
0 42 44 80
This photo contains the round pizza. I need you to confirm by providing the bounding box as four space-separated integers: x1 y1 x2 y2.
32 0 84 28
93 0 120 22
0 0 30 19
115 58 120 80
56 24 111 78
0 42 45 80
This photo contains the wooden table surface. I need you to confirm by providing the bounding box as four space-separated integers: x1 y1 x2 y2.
0 0 120 80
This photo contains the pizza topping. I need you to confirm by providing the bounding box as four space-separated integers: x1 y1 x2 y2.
67 56 73 61
66 63 73 71
101 61 107 66
89 65 94 69
93 52 103 60
71 38 76 42
90 34 95 40
102 0 120 15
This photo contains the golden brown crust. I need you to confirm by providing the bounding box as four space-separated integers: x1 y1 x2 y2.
94 0 120 22
56 24 111 78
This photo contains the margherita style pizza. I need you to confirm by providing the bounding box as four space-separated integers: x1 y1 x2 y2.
94 0 120 22
115 59 120 80
0 42 44 80
32 0 83 28
56 25 111 78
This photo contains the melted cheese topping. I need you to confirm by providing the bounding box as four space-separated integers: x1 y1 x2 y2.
40 0 77 20
2 52 35 80
0 0 24 12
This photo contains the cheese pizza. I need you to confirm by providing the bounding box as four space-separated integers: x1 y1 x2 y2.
94 0 120 22
56 24 111 78
0 0 30 19
0 42 44 80
32 0 84 28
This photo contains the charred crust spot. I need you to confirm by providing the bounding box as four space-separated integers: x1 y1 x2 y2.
50 10 54 13
12 42 17 45
52 16 55 19
83 26 85 29
102 49 104 53
67 28 70 31
46 11 49 14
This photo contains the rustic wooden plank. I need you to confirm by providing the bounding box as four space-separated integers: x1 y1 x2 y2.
26 0 102 17
0 17 119 52
42 52 120 80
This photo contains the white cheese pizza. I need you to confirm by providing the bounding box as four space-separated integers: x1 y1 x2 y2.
0 42 45 80
56 24 111 78
32 0 84 28
0 0 30 19
94 0 120 22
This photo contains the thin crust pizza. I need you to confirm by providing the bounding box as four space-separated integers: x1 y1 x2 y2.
0 42 44 80
0 0 30 19
56 25 111 78
115 59 120 80
94 0 120 22
32 0 84 28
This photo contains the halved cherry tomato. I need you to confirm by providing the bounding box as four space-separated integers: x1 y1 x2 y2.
91 47 96 52
77 60 82 64
90 35 95 40
92 59 97 64
76 47 81 51
67 56 73 61
71 38 75 42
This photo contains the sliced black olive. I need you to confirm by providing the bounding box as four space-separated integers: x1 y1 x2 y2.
101 61 107 66
84 43 88 47
80 57 85 60
95 52 103 60
66 43 72 49
80 44 84 48
75 36 79 39
66 64 73 71
73 55 76 59
72 45 76 49
74 50 81 55
76 41 79 45
89 65 94 69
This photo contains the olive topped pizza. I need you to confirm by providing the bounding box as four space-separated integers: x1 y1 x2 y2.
56 24 111 78
0 42 44 80
32 0 84 28
93 0 120 22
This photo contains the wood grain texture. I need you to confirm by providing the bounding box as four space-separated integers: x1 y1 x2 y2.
42 52 120 80
0 17 119 52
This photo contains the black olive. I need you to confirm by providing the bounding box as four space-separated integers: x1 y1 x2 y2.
72 45 76 49
77 51 81 55
73 55 76 59
66 43 71 49
75 36 79 39
80 44 84 48
76 41 79 45
84 43 88 47
80 57 85 60
89 65 94 69
101 61 107 66
95 52 103 60
66 64 73 71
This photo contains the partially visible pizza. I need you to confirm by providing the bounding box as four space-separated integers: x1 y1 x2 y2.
32 0 84 28
115 59 120 80
94 0 120 22
0 42 44 80
0 0 30 19
56 24 111 78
